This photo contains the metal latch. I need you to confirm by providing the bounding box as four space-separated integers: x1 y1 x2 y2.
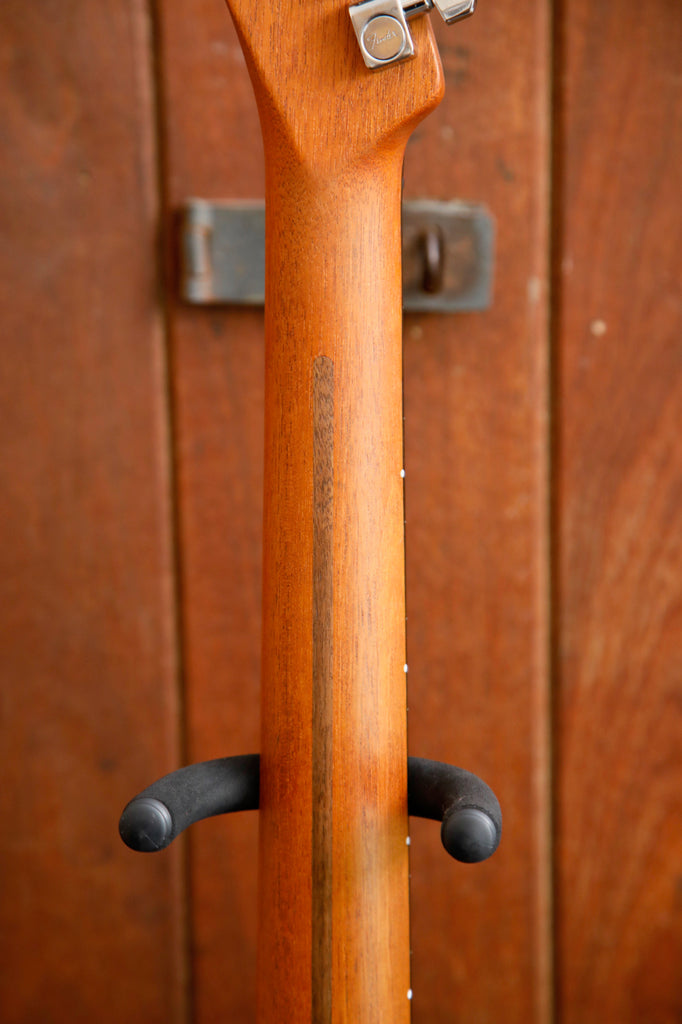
180 199 494 313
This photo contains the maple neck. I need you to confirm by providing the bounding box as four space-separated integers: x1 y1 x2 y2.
258 142 411 1021
219 2 444 1019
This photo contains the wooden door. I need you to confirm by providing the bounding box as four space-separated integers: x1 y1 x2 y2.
0 1 679 1022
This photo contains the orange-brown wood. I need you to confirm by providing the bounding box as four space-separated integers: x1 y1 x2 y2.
153 2 266 1018
7 2 682 1019
218 1 444 1017
404 6 553 1021
156 0 552 1019
555 1 682 1020
0 2 185 1021
258 163 413 1024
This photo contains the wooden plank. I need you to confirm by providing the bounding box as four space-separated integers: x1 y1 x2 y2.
555 1 682 1021
155 3 264 1019
403 5 552 1022
0 3 185 1021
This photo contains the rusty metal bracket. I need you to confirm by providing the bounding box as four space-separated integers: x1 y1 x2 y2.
179 199 494 312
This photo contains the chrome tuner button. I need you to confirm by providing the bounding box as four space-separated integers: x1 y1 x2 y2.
432 0 476 24
349 0 475 69
349 0 414 69
361 14 408 63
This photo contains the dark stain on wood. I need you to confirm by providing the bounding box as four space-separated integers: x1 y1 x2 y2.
312 355 335 1024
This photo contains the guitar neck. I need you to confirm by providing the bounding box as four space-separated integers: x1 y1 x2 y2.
259 146 411 1021
222 3 444 1019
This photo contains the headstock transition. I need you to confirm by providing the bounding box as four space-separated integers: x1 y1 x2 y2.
223 0 445 175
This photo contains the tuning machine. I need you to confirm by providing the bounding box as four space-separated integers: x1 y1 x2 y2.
349 0 475 70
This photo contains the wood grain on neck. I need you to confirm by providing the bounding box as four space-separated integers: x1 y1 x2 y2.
256 153 413 1024
221 0 444 1019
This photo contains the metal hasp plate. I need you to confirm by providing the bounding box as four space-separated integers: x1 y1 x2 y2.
180 199 494 313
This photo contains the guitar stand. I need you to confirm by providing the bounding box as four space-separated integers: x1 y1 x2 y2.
120 756 501 864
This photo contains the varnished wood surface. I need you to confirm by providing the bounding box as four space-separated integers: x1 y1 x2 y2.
4 0 680 1020
0 3 185 1022
403 6 552 1021
157 0 552 1020
555 1 682 1020
243 3 443 1015
155 2 265 1019
257 167 410 1024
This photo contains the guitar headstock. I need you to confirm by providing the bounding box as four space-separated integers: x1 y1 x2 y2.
223 0 453 174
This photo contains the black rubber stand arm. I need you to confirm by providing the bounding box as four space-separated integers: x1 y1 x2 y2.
119 754 259 852
407 756 501 863
119 754 500 863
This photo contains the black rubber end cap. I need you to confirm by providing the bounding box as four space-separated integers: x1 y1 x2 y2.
119 797 173 852
441 807 499 863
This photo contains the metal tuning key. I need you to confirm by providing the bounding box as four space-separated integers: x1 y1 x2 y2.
349 0 415 69
349 0 475 69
